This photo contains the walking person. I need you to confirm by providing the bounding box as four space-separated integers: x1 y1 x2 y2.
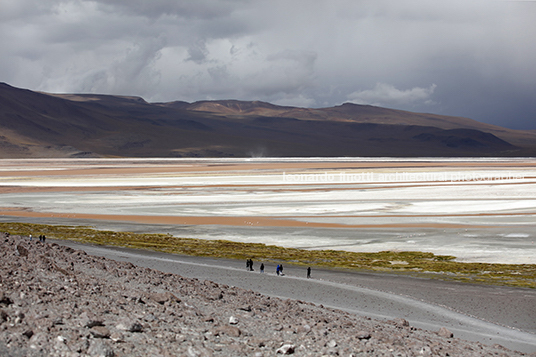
280 264 283 276
250 259 254 271
276 264 280 276
260 263 264 273
307 267 311 279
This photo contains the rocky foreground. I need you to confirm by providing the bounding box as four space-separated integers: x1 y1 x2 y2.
0 233 530 356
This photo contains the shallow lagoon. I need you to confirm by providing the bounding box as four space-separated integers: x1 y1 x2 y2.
1 157 535 264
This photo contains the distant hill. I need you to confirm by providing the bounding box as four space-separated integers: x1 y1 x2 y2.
1 82 535 158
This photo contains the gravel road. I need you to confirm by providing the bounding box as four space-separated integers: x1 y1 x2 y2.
54 239 536 354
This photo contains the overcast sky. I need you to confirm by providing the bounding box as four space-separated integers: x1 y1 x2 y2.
2 0 535 129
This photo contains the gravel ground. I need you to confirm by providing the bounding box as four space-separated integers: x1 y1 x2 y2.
53 239 536 354
1 233 535 356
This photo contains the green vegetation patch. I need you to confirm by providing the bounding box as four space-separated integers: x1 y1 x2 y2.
2 222 535 289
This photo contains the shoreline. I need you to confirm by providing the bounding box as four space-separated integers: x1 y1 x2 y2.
0 209 509 229
2 219 535 288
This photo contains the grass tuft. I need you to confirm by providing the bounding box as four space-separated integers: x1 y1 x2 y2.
2 222 534 289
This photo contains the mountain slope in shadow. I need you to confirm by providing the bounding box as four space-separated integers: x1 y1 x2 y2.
1 82 534 158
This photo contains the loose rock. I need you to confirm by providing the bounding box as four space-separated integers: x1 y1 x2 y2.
0 233 524 357
356 331 371 340
90 326 111 339
438 327 454 338
276 344 295 354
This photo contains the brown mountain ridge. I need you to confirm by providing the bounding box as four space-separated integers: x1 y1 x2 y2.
1 82 535 158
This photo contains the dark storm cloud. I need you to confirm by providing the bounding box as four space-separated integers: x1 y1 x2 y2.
1 0 535 129
94 0 241 20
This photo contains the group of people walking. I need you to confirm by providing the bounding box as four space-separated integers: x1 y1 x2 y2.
247 259 312 279
28 234 46 243
246 258 254 271
276 264 283 275
246 259 267 274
